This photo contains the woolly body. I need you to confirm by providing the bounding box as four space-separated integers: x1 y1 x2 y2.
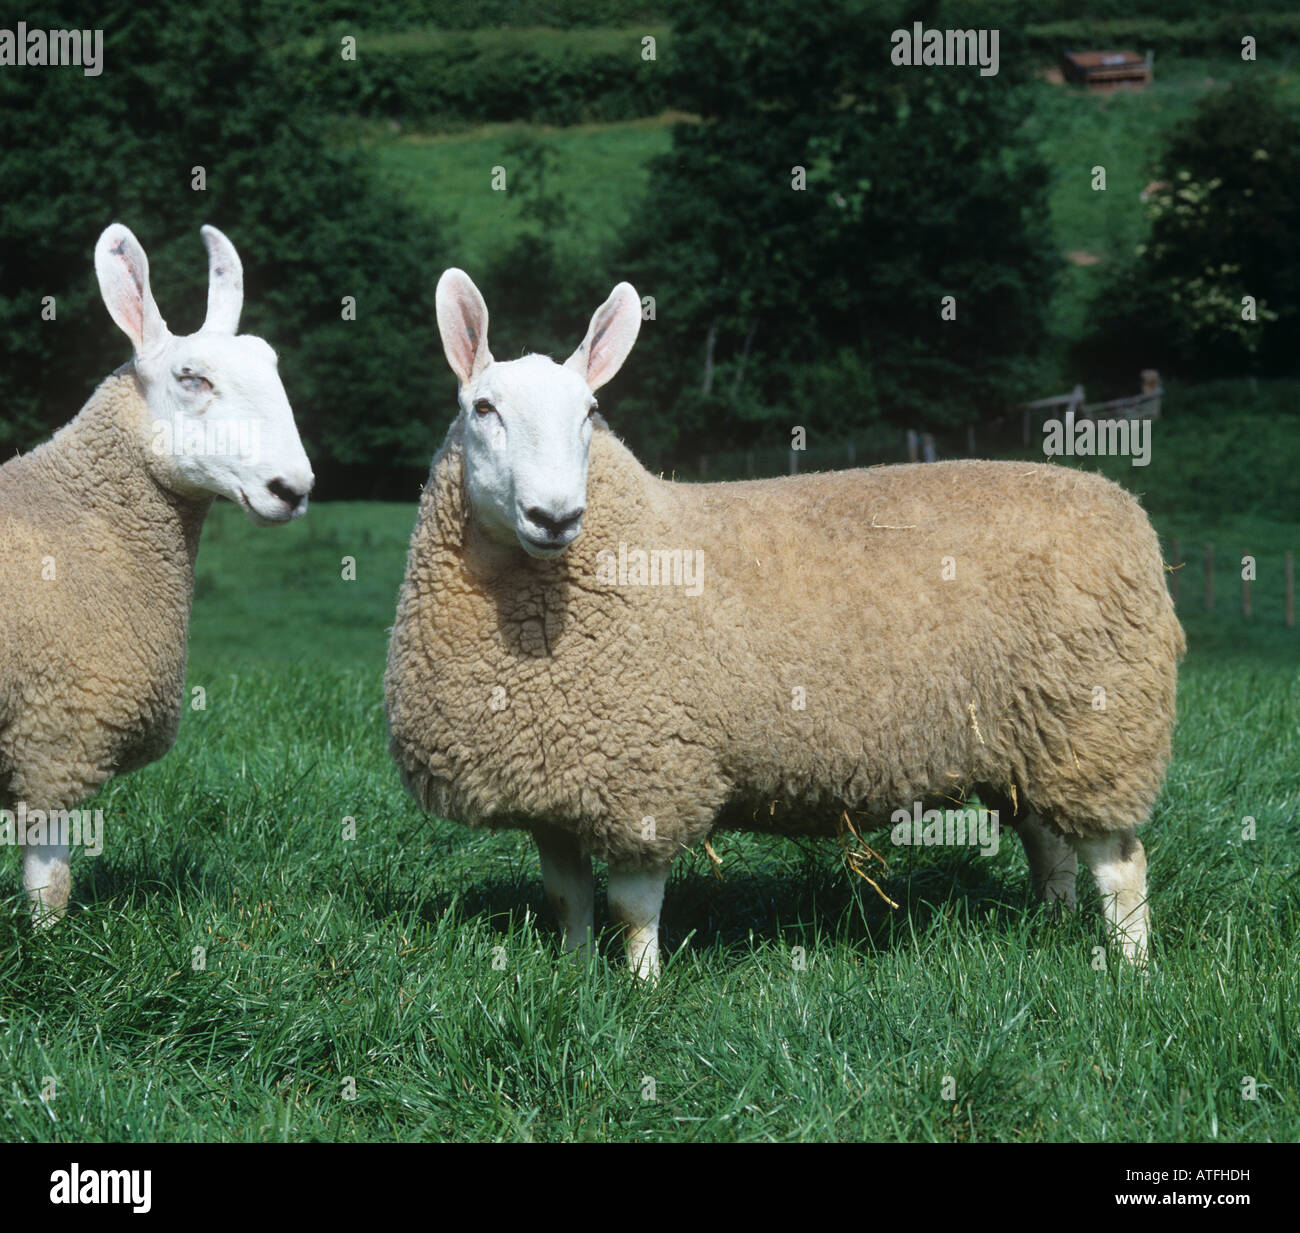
0 367 208 816
387 419 1185 870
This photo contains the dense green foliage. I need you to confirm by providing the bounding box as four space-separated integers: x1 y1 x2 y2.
1027 14 1300 56
1077 78 1300 383
291 26 669 128
3 0 1298 480
279 0 664 33
603 0 1059 460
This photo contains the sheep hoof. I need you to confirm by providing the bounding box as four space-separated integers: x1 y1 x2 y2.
1070 830 1150 967
29 899 67 930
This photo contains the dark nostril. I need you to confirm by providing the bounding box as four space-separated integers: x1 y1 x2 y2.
527 506 584 537
268 478 304 507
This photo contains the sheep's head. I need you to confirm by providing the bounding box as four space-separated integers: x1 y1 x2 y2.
94 222 314 525
435 268 640 559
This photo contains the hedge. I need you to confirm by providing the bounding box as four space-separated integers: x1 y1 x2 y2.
292 26 670 126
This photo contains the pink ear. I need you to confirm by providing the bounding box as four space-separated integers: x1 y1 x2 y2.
566 283 641 391
94 223 167 355
435 268 492 384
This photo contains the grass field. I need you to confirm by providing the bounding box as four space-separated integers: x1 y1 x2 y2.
1 438 1296 1140
371 113 678 274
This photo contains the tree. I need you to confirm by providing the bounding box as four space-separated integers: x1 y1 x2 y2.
1077 76 1300 382
613 0 1058 463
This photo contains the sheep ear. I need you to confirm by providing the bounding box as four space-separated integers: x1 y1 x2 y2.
94 223 169 357
566 282 641 391
200 224 243 335
436 268 493 385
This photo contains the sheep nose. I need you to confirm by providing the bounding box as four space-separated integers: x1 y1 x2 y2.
527 505 584 537
267 477 308 509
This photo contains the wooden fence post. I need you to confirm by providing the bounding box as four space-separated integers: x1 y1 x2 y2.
1204 543 1214 611
1243 551 1252 619
906 429 919 462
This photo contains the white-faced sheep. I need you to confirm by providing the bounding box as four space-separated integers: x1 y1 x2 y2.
0 223 313 923
385 269 1185 978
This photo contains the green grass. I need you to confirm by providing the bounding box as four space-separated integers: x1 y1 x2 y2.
370 113 677 275
1 481 1296 1141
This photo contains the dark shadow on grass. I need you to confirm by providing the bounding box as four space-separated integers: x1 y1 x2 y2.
661 850 1034 961
78 842 237 915
342 844 1055 967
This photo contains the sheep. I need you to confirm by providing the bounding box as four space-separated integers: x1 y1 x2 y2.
385 268 1185 978
0 222 314 924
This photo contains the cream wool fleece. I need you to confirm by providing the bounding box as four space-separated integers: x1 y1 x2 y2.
0 366 211 814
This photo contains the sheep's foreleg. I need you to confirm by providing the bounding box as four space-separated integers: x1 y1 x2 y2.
24 838 71 928
534 826 594 960
1014 812 1078 914
1072 829 1150 965
608 862 669 981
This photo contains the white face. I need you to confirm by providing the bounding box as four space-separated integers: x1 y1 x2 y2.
435 269 641 558
95 223 314 525
459 354 596 557
133 329 312 524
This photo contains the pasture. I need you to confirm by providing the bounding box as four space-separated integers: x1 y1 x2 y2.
1 407 1296 1142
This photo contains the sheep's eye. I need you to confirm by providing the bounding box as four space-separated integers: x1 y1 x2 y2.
473 399 496 416
177 371 212 395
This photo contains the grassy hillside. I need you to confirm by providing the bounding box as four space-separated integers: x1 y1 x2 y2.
371 114 677 275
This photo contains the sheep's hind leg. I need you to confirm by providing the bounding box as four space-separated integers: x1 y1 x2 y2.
1015 812 1077 915
1070 829 1149 965
24 838 71 928
607 862 670 981
534 825 594 961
